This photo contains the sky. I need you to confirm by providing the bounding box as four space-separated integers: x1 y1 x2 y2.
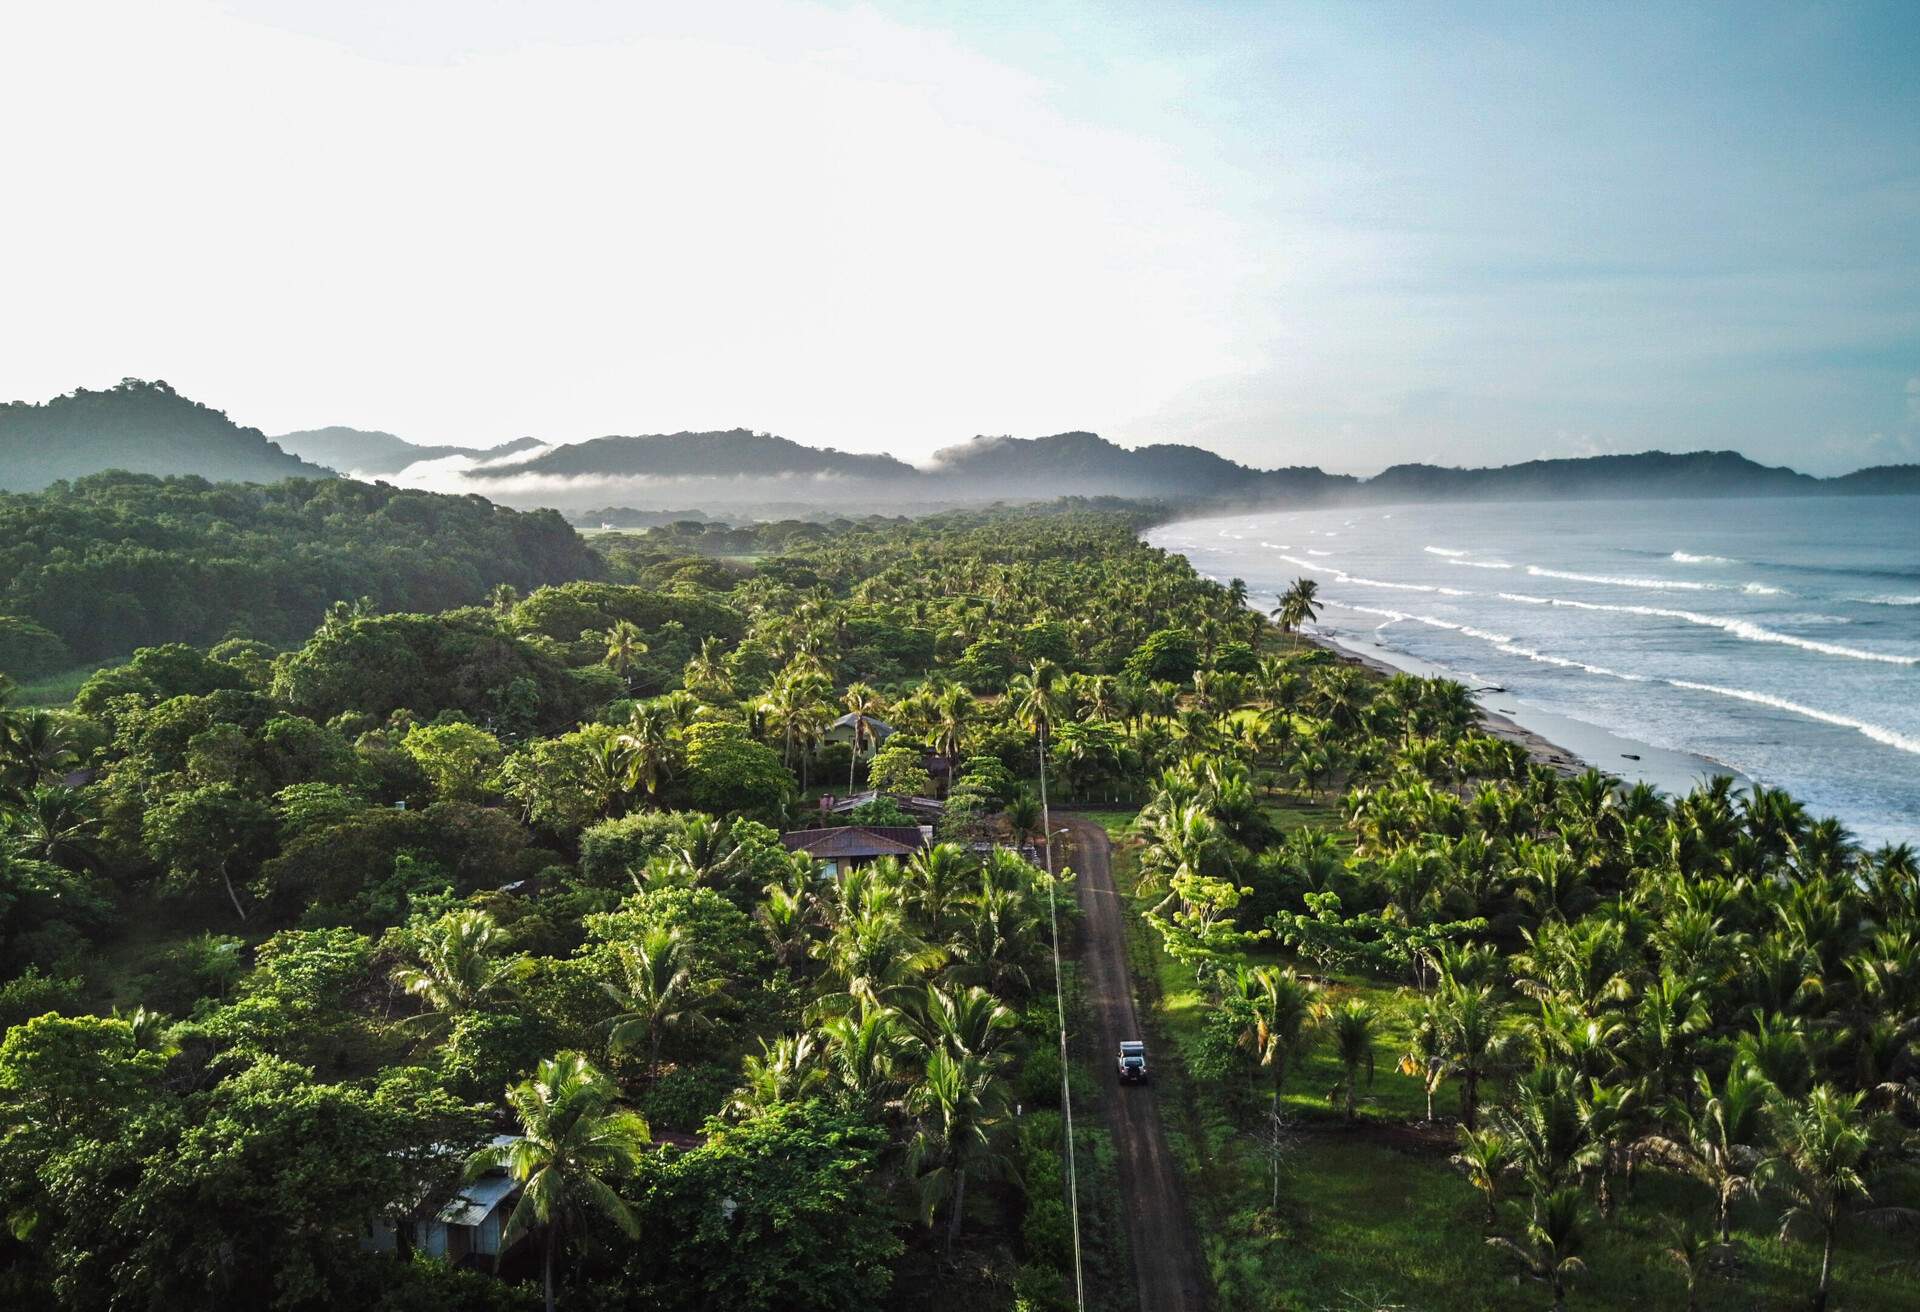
2 0 1916 475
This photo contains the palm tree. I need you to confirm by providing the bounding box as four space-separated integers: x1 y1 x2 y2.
1008 658 1061 820
841 683 888 792
1665 1224 1718 1312
1322 998 1377 1121
728 1032 827 1116
1269 578 1322 648
603 620 649 691
906 1047 1012 1252
822 1002 912 1115
616 702 675 804
468 1053 650 1312
1761 1084 1913 1312
1441 984 1516 1130
1499 1067 1602 1195
391 910 520 1034
756 879 820 972
1486 1187 1588 1312
932 684 973 776
1453 1125 1518 1228
4 784 99 869
1637 1060 1772 1242
947 883 1042 999
601 927 721 1079
1400 993 1452 1123
906 842 976 937
1 710 77 791
917 982 1020 1071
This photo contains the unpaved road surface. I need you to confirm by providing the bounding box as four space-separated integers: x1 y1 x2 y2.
1063 817 1208 1312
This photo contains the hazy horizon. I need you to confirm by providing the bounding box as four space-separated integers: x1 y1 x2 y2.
4 1 1917 476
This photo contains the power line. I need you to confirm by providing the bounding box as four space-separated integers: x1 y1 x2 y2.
1044 815 1086 1312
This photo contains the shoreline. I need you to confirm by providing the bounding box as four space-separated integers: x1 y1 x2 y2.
1301 626 1744 793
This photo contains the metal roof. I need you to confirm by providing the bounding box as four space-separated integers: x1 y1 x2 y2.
781 825 932 859
437 1173 516 1228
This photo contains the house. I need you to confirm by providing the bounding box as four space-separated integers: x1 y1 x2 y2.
823 712 895 748
780 824 933 878
819 789 947 821
364 1135 523 1265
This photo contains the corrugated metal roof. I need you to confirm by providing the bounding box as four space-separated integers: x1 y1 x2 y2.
781 825 931 858
438 1173 516 1228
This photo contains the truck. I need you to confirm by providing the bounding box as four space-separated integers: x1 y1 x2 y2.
1116 1040 1148 1085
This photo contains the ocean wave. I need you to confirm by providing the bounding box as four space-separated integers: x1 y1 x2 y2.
1853 594 1920 607
1671 551 1739 565
1259 541 1291 550
1496 643 1650 682
1345 576 1472 596
1449 560 1515 570
1743 582 1786 595
1527 565 1712 591
1306 549 1334 557
1496 594 1920 666
1330 601 1645 681
1330 601 1513 644
1666 680 1920 756
1424 546 1469 557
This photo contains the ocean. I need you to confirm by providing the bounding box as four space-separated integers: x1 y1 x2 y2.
1147 496 1920 848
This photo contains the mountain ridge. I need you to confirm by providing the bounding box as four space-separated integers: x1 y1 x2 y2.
8 379 1917 508
0 379 330 491
272 426 544 476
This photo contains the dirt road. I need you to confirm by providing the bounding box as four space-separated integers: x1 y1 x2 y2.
1061 817 1208 1312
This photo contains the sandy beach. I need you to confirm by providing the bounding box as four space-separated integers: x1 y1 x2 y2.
1303 628 1742 792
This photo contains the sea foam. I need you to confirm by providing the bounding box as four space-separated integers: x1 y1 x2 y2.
1666 680 1920 756
1497 594 1920 666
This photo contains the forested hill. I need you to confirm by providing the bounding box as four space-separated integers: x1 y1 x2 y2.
0 380 331 491
470 428 919 482
924 431 1358 501
0 474 598 670
272 427 545 476
1361 449 1824 502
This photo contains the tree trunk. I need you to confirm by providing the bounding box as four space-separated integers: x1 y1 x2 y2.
544 1225 557 1312
1270 1088 1282 1211
1462 1074 1479 1130
219 860 248 922
946 1168 968 1254
1813 1225 1833 1312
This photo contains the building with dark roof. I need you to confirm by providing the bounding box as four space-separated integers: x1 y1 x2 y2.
780 824 933 877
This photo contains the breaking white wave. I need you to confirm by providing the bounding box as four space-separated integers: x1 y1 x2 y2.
1496 643 1650 682
1331 602 1513 645
1496 593 1920 666
1306 549 1334 557
1743 582 1786 595
1666 681 1920 756
1671 551 1739 565
1450 559 1515 570
1527 565 1712 591
1259 541 1291 550
1330 601 1645 681
1424 546 1469 557
1854 594 1920 607
1345 576 1472 596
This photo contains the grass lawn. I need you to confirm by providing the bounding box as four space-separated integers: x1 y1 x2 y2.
1110 832 1920 1311
11 661 105 707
